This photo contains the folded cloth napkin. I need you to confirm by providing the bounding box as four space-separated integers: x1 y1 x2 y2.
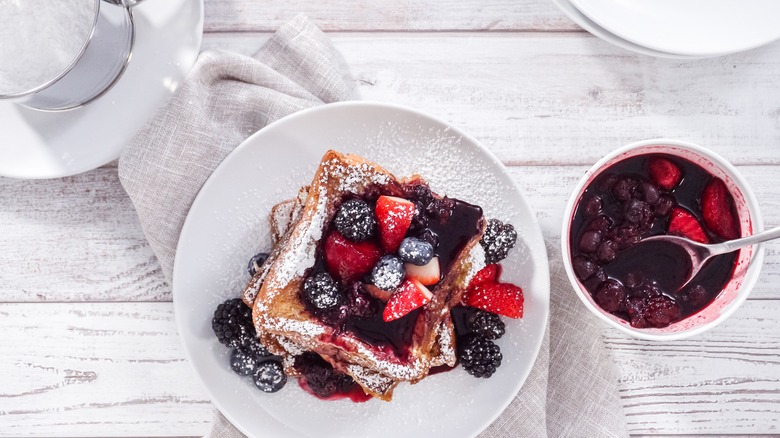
119 14 628 438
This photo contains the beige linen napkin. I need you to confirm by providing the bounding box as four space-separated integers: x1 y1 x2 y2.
119 14 628 438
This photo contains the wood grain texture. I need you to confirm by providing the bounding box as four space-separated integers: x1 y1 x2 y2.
200 33 780 166
0 303 211 437
0 301 777 436
203 0 576 32
604 300 780 435
0 169 167 302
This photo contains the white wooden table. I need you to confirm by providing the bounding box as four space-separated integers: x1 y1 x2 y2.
2 1 779 436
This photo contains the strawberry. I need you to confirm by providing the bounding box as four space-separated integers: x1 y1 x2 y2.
468 264 501 288
465 282 524 319
364 284 394 302
383 279 432 322
668 207 709 243
405 257 441 286
323 231 381 282
648 157 682 190
375 195 416 252
701 178 739 240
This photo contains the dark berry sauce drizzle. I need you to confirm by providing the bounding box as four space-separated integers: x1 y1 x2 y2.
570 154 739 328
306 182 483 359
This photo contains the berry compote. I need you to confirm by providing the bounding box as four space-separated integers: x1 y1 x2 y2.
570 153 740 328
303 181 483 360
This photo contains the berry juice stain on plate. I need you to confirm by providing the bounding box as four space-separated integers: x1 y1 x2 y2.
569 154 740 328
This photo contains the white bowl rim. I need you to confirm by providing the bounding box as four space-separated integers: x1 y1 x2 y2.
560 138 765 341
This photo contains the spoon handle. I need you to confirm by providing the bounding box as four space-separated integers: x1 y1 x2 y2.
715 225 780 254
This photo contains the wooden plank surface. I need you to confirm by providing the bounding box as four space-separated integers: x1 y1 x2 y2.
201 33 780 166
2 164 778 302
203 0 576 32
1 301 777 436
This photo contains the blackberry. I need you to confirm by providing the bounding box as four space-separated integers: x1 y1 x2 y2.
212 298 254 348
371 255 405 290
480 219 517 264
334 199 376 242
426 196 456 221
407 183 434 207
303 272 343 310
458 335 502 378
409 200 429 231
466 310 505 340
416 228 439 250
230 348 259 376
479 219 517 264
398 237 434 266
253 360 287 393
247 252 270 276
294 352 356 397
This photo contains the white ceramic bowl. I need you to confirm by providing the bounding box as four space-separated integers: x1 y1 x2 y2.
561 139 764 341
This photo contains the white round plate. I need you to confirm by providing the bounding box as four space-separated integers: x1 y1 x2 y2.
550 0 696 59
173 102 550 438
570 0 780 57
0 0 203 179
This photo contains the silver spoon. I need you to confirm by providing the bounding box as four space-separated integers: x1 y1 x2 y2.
642 225 780 290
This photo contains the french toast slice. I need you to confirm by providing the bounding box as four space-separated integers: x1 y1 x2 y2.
260 194 471 398
246 151 485 398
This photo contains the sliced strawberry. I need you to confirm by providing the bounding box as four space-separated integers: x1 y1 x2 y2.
648 157 682 190
468 264 501 288
668 207 709 243
375 195 416 252
405 257 441 286
701 178 739 240
364 284 394 302
465 282 524 319
323 231 381 282
383 279 432 322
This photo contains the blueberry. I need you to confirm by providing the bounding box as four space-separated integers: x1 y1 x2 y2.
253 361 287 393
371 255 406 290
572 255 598 280
303 272 343 310
334 199 376 242
579 230 603 253
398 237 434 266
247 252 270 276
640 182 660 205
594 279 626 313
583 195 603 216
239 336 273 360
596 239 618 263
587 216 612 234
230 349 259 376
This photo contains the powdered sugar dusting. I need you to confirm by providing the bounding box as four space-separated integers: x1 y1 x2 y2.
462 245 487 288
433 322 455 367
345 363 397 394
